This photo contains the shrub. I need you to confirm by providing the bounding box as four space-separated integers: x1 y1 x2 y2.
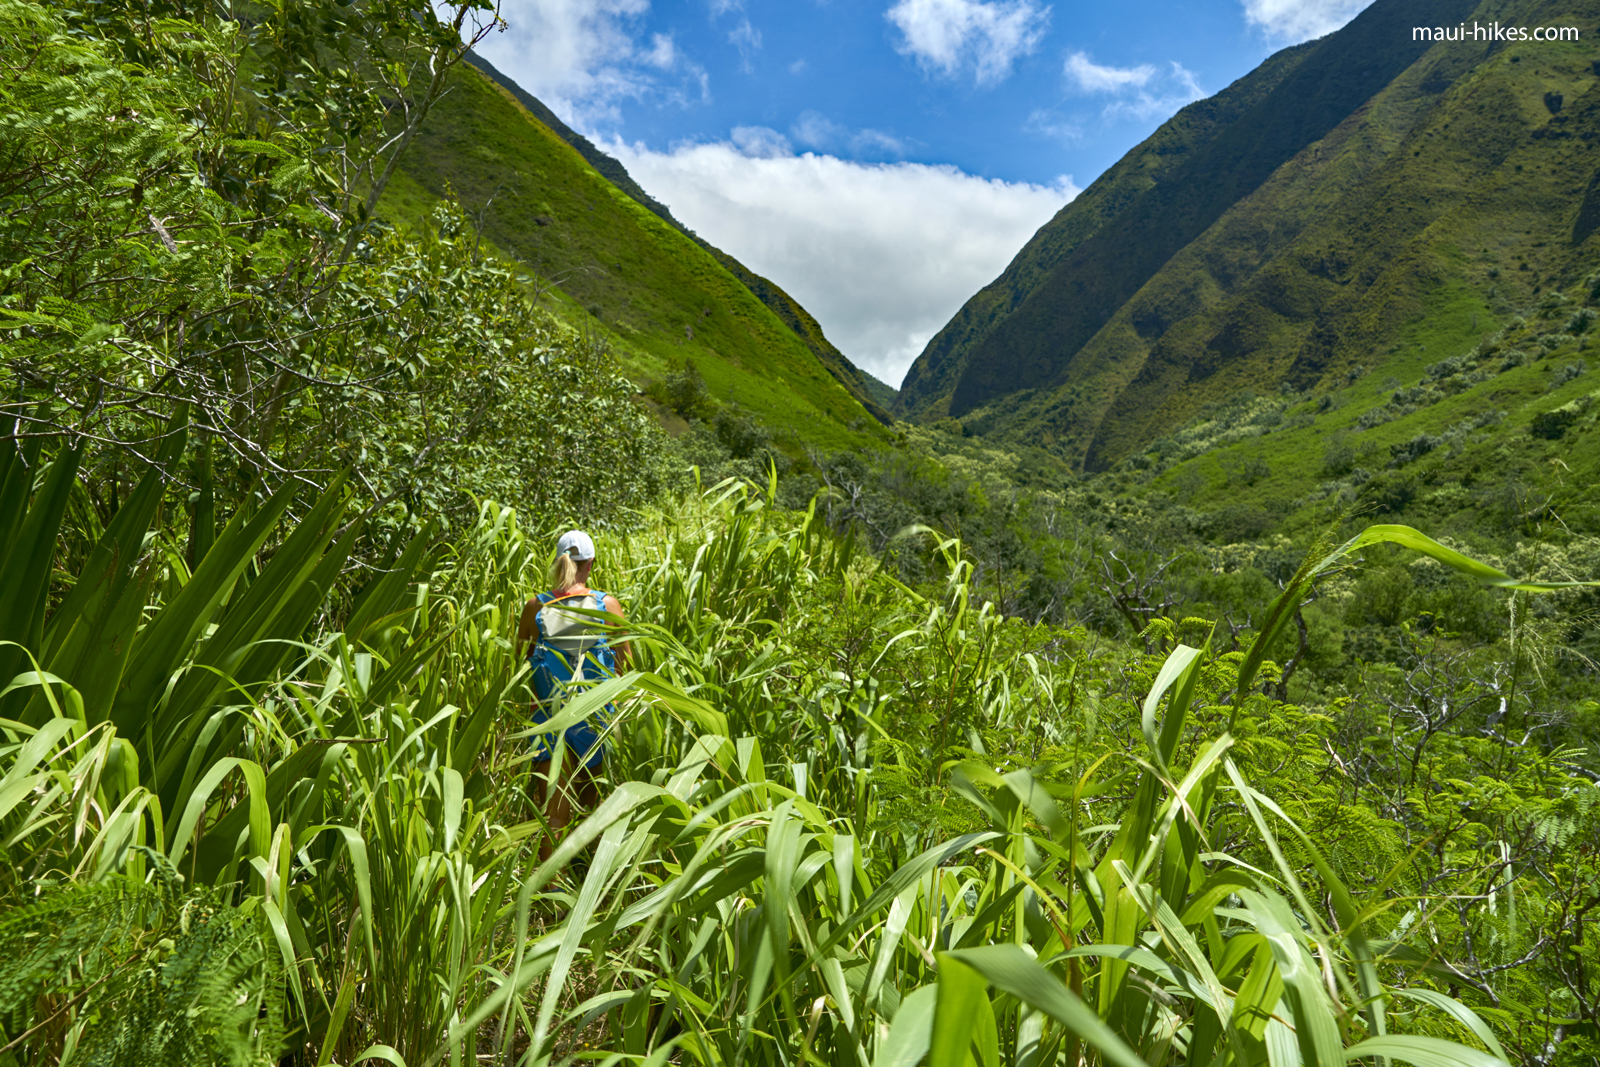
661 359 716 420
1550 359 1588 389
1347 563 1416 626
1389 432 1440 467
1531 403 1581 439
1356 382 1446 429
711 405 771 458
1323 433 1358 476
1361 472 1418 514
1204 504 1277 543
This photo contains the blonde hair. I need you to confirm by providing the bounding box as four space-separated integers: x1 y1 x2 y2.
549 551 579 590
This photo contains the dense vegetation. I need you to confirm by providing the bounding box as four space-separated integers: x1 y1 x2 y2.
0 0 668 539
6 444 1599 1065
4 2 1600 1066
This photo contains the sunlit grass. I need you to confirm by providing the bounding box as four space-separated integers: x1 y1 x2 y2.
4 422 1589 1063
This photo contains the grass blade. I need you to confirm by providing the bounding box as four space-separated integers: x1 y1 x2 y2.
873 984 937 1067
1342 1035 1510 1067
943 945 1147 1067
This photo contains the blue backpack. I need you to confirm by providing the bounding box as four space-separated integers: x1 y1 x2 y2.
528 589 618 704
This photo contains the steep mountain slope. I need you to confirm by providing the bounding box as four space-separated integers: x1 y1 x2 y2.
461 53 683 234
897 0 1600 471
894 36 1323 420
406 55 894 430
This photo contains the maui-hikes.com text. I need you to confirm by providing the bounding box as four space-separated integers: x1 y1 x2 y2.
1414 21 1582 41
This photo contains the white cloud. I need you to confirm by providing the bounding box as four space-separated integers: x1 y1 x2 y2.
729 125 792 158
791 110 845 149
605 136 1078 386
885 0 1050 86
728 18 762 71
1241 0 1374 41
1103 61 1203 120
1064 52 1154 93
1023 108 1080 143
642 32 678 70
851 128 908 156
476 0 706 125
790 111 908 157
1062 53 1204 123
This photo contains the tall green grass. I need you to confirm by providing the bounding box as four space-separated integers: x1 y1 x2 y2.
2 434 1585 1065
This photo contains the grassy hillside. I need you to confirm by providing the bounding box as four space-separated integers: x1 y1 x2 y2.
463 50 898 427
893 36 1322 423
383 62 892 453
897 0 1600 473
1118 293 1600 544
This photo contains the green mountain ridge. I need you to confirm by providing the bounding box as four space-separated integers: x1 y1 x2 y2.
897 0 1600 473
461 52 683 233
434 53 897 428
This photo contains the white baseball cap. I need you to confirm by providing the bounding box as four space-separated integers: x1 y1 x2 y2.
556 530 595 561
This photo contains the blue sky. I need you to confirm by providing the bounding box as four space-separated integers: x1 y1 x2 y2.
474 0 1374 386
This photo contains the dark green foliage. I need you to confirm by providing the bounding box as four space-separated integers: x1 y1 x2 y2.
655 359 715 422
1323 433 1359 476
0 875 285 1066
1203 503 1279 543
1549 359 1589 390
1531 404 1581 439
1347 563 1416 627
1360 472 1419 514
1389 431 1441 466
712 407 773 460
0 0 669 540
329 206 673 529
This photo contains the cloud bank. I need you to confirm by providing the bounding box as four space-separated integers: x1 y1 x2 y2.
885 0 1051 86
1240 0 1376 41
606 134 1076 387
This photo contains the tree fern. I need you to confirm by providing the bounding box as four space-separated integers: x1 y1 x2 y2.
0 870 284 1066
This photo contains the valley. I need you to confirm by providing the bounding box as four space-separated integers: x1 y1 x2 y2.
1 0 1598 1064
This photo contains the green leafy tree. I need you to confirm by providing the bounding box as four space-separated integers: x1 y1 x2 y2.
1 0 663 536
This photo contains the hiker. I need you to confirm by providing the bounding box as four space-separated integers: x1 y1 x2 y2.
517 529 630 858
